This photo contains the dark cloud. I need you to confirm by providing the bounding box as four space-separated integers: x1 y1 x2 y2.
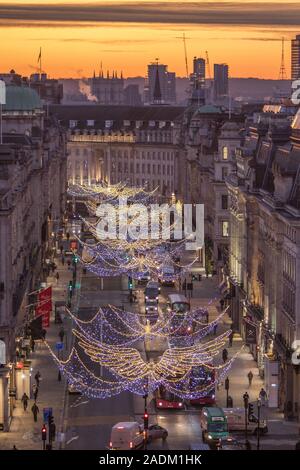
0 2 300 26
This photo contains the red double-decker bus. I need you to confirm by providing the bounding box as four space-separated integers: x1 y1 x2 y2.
189 367 216 406
155 385 184 410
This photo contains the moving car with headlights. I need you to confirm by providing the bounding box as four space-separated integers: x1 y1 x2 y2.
158 265 175 286
166 293 192 336
200 407 229 443
109 422 144 450
138 271 151 284
155 386 185 410
223 407 268 435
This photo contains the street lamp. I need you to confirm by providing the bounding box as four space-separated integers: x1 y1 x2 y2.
257 398 261 450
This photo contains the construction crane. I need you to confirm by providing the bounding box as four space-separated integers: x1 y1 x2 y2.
205 51 211 80
183 32 189 78
176 32 190 78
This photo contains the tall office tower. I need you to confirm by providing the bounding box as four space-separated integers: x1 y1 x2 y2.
144 63 176 104
291 34 300 80
191 57 206 83
213 63 229 99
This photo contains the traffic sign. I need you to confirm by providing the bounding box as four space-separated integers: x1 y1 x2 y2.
55 342 64 351
43 407 53 422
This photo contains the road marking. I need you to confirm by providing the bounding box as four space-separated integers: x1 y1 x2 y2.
66 435 79 446
71 400 89 408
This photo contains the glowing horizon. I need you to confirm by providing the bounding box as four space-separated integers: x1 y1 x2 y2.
0 1 299 79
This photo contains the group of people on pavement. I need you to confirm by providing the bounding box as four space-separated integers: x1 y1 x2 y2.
21 371 41 422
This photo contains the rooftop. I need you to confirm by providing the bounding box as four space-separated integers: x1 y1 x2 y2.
3 86 42 112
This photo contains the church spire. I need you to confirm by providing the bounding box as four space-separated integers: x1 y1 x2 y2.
153 64 162 104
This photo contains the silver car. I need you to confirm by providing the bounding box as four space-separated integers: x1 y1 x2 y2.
147 424 168 442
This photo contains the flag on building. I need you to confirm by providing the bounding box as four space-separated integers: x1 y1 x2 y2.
35 286 52 328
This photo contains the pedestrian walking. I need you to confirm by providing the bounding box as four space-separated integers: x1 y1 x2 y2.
61 255 65 266
245 440 252 450
60 244 64 254
259 388 267 406
12 445 18 450
30 337 35 353
31 402 39 422
220 298 225 310
34 371 41 387
247 370 254 387
55 271 60 284
21 393 29 411
41 329 47 340
32 384 39 402
213 323 218 336
229 330 234 347
222 348 228 363
59 327 65 343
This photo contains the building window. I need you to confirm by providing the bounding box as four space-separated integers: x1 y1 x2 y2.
222 221 229 237
221 195 228 210
87 120 94 127
222 167 228 180
69 120 78 129
222 146 229 160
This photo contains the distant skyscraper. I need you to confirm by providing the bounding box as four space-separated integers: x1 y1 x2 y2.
192 57 205 82
144 63 176 104
213 64 229 99
291 34 300 80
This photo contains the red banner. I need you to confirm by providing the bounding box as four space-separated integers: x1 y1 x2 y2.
35 286 52 328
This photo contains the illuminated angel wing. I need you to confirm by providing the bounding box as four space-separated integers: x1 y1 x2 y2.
73 329 149 380
153 330 230 380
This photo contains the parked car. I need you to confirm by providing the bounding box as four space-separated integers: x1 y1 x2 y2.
147 424 168 442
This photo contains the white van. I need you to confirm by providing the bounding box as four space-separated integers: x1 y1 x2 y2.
223 408 268 435
109 422 144 450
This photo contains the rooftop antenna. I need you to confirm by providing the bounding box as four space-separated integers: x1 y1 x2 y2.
278 37 287 80
205 51 211 80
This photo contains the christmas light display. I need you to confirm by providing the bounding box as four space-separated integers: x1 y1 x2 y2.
47 302 240 399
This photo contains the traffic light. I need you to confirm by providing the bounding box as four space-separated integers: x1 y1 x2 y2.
143 412 149 430
42 425 47 441
128 276 133 290
73 254 78 264
248 403 254 417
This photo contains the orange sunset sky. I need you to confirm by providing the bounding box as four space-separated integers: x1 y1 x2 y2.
1 1 300 78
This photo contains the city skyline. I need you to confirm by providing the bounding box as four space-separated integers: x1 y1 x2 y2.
0 1 300 78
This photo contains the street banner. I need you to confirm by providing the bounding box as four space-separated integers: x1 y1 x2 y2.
245 321 257 344
36 286 52 328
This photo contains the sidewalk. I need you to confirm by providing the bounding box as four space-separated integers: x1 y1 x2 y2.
0 254 76 450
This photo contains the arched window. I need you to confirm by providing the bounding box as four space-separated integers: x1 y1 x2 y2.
222 146 229 160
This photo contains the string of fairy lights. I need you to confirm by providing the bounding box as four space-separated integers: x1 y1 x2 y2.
47 182 240 399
